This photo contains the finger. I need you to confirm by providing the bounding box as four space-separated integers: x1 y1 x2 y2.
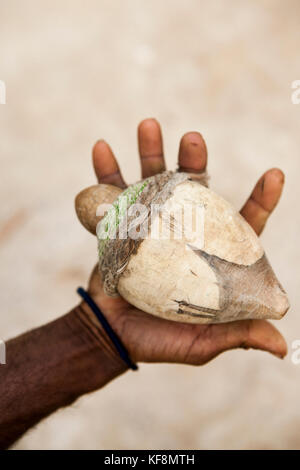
138 118 166 178
209 319 287 360
184 319 287 366
92 140 127 188
178 132 208 178
240 168 285 235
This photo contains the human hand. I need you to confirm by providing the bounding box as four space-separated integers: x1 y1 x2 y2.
82 118 287 366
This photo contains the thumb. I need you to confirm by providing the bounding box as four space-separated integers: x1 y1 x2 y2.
194 319 287 365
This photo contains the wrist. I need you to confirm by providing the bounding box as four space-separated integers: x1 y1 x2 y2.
70 303 128 389
77 288 138 371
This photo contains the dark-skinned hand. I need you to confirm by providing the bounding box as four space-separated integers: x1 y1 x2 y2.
83 118 287 365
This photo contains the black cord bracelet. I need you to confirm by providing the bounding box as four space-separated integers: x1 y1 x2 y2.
77 287 138 371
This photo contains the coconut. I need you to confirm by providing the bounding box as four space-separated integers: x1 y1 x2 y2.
75 171 289 324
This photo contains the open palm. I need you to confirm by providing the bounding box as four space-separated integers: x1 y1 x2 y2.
84 118 287 365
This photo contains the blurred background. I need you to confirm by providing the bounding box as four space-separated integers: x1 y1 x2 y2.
0 0 299 450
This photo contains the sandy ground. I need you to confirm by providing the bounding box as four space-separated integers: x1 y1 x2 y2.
0 0 300 450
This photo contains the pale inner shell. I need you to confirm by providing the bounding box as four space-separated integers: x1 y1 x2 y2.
117 180 264 322
118 238 219 321
169 180 264 266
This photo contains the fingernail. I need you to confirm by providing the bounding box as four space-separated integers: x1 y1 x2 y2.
273 352 285 360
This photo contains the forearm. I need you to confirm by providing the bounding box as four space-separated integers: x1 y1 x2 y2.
0 305 127 449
